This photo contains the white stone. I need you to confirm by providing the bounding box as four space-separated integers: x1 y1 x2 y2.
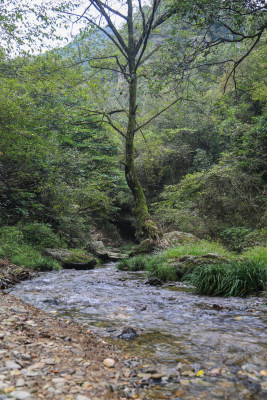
5 361 21 370
103 358 115 368
11 391 32 399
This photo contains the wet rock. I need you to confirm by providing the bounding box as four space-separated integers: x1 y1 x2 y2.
117 327 138 340
43 298 61 306
44 249 97 270
86 240 128 261
176 362 191 372
144 277 163 286
241 363 257 373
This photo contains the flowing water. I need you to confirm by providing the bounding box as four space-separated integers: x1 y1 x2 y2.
10 263 267 399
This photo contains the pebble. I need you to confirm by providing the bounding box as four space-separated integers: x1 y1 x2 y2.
43 358 56 365
103 358 115 368
5 361 21 370
75 396 92 400
16 379 26 387
10 391 32 399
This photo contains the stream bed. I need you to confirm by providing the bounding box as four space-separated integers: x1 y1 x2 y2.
10 263 267 399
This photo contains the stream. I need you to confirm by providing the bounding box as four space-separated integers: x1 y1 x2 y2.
10 263 267 399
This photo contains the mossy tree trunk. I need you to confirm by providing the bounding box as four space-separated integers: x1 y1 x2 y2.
64 0 177 240
124 1 159 241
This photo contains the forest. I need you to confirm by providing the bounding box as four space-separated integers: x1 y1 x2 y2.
0 0 266 294
0 2 267 400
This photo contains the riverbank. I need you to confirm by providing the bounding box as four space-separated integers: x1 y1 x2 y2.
0 260 140 400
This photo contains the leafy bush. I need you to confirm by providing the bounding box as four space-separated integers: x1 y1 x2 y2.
152 161 266 239
187 261 266 297
0 226 23 245
12 251 61 271
21 223 62 248
0 225 61 271
220 227 267 252
242 246 267 264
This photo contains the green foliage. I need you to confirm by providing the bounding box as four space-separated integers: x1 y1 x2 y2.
146 260 177 282
153 160 266 238
64 250 97 264
242 246 267 264
220 228 267 252
187 261 267 297
159 240 233 259
117 255 150 271
21 223 62 248
0 225 61 271
11 251 61 271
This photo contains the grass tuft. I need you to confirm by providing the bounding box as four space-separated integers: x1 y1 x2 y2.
187 260 266 297
117 255 150 271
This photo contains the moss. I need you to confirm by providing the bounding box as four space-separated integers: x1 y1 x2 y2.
64 252 94 264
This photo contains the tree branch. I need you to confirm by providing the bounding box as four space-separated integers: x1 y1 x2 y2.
135 98 180 132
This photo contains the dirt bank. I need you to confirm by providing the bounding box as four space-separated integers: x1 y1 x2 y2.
0 260 139 400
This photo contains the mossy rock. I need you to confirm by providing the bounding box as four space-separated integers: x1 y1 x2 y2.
44 249 97 270
170 254 232 279
162 231 198 247
129 239 156 256
86 240 128 261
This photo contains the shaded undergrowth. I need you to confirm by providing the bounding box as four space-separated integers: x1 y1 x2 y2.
0 225 62 271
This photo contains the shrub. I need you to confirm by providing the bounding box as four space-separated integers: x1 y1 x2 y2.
12 252 61 271
21 223 62 248
0 225 61 271
0 226 23 244
220 227 267 252
152 161 266 238
242 246 267 264
187 260 266 297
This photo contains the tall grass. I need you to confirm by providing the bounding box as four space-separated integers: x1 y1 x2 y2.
187 260 266 297
160 240 233 260
117 255 150 271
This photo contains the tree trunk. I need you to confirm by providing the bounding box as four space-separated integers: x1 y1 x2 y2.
124 2 159 241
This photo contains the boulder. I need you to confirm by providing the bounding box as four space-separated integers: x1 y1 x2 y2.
44 249 97 270
130 231 198 256
117 326 139 340
85 240 128 261
129 239 156 256
161 231 198 247
170 254 231 279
